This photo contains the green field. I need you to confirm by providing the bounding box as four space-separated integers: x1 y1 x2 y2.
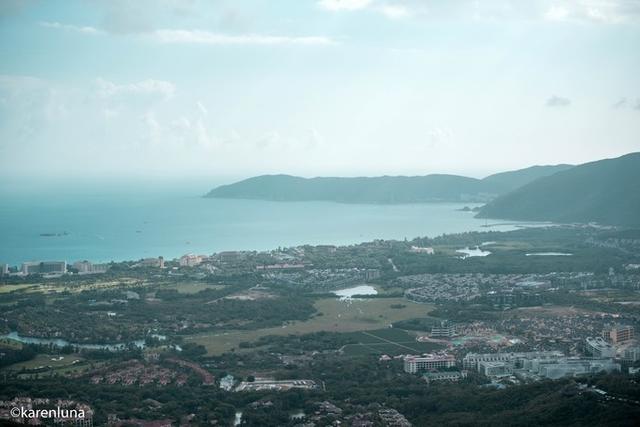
187 297 434 355
341 329 444 356
0 353 98 379
168 282 227 294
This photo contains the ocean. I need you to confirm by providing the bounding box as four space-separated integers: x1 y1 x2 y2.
0 180 524 266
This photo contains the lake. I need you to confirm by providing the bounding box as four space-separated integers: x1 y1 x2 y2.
333 285 378 300
0 183 527 265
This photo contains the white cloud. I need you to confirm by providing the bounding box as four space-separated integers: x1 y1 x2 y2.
151 29 334 46
318 0 373 11
543 0 640 24
378 4 411 19
545 5 570 21
96 78 176 100
319 0 412 19
40 21 103 35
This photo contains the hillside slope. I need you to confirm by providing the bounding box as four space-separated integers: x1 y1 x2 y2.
477 153 640 226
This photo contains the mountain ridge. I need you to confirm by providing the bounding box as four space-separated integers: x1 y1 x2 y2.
205 164 573 204
476 152 640 227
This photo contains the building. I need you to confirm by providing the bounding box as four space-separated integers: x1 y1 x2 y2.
403 354 456 373
602 325 634 344
623 346 640 362
0 263 8 276
410 246 435 254
179 254 203 267
520 357 620 380
72 261 108 274
585 337 616 358
431 320 456 338
218 251 244 263
21 261 66 275
138 257 164 268
74 260 93 273
478 361 512 378
463 351 564 370
423 371 467 383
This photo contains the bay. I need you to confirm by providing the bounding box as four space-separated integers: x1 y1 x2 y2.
0 183 527 266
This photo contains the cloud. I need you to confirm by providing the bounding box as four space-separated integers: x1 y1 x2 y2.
151 29 334 46
96 78 176 100
38 20 335 47
543 0 640 24
546 95 571 107
40 21 104 35
545 5 570 21
378 4 411 19
318 0 413 19
318 0 373 11
635 99 640 110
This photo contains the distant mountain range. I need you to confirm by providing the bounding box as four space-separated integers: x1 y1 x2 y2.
477 152 640 227
205 164 573 204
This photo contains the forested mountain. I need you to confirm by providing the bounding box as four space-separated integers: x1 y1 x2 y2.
205 165 572 204
477 152 640 226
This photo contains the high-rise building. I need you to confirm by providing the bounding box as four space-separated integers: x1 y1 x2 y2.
602 325 634 344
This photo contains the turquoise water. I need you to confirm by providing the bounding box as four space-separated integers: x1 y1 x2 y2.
0 182 523 266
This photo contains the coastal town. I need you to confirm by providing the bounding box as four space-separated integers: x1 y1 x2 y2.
2 226 640 425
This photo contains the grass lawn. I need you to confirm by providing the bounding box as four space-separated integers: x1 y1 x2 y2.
187 297 434 355
1 353 85 372
168 282 227 294
341 329 444 356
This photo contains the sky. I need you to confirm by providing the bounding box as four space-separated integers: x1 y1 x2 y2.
1 0 639 182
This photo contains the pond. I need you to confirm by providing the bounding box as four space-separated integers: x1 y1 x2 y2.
456 246 491 259
333 285 378 300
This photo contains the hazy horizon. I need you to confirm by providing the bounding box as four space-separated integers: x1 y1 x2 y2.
1 0 640 181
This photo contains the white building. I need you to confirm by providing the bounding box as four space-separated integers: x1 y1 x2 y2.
585 337 615 358
478 361 512 378
404 354 456 373
179 254 203 267
521 357 620 380
463 351 564 370
21 261 66 275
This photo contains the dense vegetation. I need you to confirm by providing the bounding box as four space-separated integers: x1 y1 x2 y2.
478 152 640 226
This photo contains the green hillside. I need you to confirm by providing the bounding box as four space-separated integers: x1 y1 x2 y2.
477 152 640 226
204 165 573 204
